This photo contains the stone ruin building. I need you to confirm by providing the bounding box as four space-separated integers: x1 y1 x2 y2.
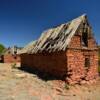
0 46 21 63
20 14 99 84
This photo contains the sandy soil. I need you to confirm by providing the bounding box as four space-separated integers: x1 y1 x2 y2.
0 63 100 100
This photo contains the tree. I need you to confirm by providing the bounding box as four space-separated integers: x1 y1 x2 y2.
0 44 5 55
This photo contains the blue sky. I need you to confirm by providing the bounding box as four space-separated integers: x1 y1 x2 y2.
0 0 100 47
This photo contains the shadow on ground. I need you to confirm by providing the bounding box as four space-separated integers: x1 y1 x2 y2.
18 66 64 81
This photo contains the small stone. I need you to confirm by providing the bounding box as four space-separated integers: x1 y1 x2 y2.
15 73 27 78
80 80 87 84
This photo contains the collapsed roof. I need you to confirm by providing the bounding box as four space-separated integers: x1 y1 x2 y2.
22 14 90 54
19 41 36 54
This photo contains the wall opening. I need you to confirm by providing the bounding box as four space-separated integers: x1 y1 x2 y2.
82 32 88 47
81 22 89 47
85 57 90 69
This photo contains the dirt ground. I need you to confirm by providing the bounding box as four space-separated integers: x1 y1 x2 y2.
0 63 100 100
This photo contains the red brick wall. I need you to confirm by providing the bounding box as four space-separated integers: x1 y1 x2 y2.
66 32 99 84
84 51 99 80
4 54 21 63
66 49 99 84
88 38 97 48
69 35 81 48
69 33 97 49
21 52 67 78
66 49 85 84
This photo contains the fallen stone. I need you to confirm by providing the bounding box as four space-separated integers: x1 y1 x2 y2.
15 73 27 78
80 80 87 84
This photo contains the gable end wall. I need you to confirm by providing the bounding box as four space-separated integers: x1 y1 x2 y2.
66 49 98 84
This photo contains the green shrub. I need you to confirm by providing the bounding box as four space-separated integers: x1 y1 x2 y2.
0 44 5 54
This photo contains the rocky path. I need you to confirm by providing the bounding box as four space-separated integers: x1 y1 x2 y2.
0 63 100 100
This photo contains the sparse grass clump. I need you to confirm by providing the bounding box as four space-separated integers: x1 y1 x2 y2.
65 83 70 90
11 63 17 69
